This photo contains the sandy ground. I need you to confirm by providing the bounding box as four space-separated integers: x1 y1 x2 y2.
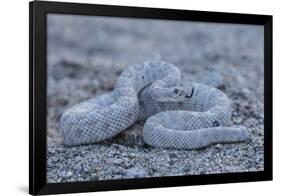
46 14 264 183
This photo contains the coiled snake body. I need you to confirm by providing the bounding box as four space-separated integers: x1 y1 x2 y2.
60 61 250 149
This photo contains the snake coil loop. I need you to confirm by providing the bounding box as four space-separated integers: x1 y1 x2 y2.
60 61 250 149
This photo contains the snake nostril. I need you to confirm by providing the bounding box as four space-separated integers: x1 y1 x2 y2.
141 76 144 79
213 121 220 127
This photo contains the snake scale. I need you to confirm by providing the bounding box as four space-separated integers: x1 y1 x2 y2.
60 61 250 149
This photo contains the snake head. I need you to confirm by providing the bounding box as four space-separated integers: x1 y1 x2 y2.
151 86 194 102
168 86 194 102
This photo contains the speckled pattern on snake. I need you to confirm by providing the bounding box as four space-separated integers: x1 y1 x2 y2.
60 61 250 149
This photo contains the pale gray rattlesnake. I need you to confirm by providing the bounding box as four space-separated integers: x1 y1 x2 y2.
60 61 250 149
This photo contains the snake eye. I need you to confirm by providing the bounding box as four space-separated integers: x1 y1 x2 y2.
141 76 144 79
174 88 179 94
213 121 220 127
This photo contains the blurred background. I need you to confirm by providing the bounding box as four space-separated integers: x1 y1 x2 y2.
46 14 264 183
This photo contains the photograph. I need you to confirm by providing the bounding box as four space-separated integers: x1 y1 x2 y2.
46 13 264 183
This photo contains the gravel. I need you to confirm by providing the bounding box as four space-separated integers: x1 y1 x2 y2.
46 14 264 183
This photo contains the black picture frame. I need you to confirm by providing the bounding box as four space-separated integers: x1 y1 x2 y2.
29 1 273 195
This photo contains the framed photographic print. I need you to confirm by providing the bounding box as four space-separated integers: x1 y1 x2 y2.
29 1 273 195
